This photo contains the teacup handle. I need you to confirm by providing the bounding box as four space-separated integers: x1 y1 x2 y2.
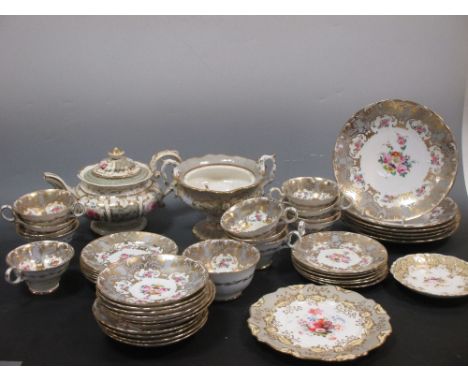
1 205 15 222
257 154 276 191
339 193 353 210
71 201 86 217
5 267 23 285
149 150 182 178
281 206 298 224
160 159 180 197
286 230 302 248
267 187 284 202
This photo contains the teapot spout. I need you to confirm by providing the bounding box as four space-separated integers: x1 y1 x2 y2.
43 172 75 196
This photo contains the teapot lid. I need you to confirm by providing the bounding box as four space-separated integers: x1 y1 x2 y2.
78 148 152 189
92 148 141 179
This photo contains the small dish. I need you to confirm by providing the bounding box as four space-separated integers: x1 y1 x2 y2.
269 177 339 208
390 253 468 298
16 219 80 242
220 197 297 239
81 231 179 283
183 239 260 301
1 189 84 223
5 240 74 294
97 254 208 306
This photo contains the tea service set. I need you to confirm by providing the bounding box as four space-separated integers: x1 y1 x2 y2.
2 99 468 361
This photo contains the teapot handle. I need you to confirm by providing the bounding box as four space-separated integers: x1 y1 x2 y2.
149 150 182 178
257 154 276 192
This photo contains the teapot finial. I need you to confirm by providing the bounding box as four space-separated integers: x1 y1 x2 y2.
109 147 125 159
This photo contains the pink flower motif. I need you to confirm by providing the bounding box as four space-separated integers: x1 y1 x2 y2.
397 134 407 146
308 308 323 315
87 209 100 220
381 118 390 128
397 164 408 175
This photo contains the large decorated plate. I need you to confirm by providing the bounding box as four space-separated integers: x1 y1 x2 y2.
81 231 178 277
390 253 468 297
248 284 391 362
334 100 457 221
97 254 208 306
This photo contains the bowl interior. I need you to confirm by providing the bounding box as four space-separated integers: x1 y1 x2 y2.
177 154 265 193
183 165 256 192
183 239 260 273
13 189 76 219
6 241 74 272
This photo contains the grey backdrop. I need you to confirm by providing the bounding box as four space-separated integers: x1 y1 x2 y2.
0 16 468 233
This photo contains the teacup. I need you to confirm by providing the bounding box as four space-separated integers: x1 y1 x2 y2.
182 239 260 301
268 177 339 208
220 197 298 239
5 241 75 294
1 189 84 224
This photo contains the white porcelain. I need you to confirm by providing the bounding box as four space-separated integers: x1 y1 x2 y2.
183 239 260 301
5 241 74 294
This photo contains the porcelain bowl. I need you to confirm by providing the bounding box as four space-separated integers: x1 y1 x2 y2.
5 240 75 294
220 197 297 239
183 239 260 301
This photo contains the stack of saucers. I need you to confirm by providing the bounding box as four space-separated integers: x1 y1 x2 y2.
269 177 346 233
220 197 297 270
80 231 179 283
93 254 214 347
1 189 84 242
342 197 460 244
287 229 388 288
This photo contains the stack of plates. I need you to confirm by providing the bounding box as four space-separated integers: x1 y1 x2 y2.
342 197 460 244
290 231 388 288
93 254 214 347
80 231 178 283
333 99 458 244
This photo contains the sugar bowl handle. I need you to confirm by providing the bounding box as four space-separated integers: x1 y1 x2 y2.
5 267 23 285
258 154 277 191
160 159 180 197
267 187 284 202
1 205 15 222
150 150 182 178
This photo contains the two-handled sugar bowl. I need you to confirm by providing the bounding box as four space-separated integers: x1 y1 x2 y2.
156 152 276 240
